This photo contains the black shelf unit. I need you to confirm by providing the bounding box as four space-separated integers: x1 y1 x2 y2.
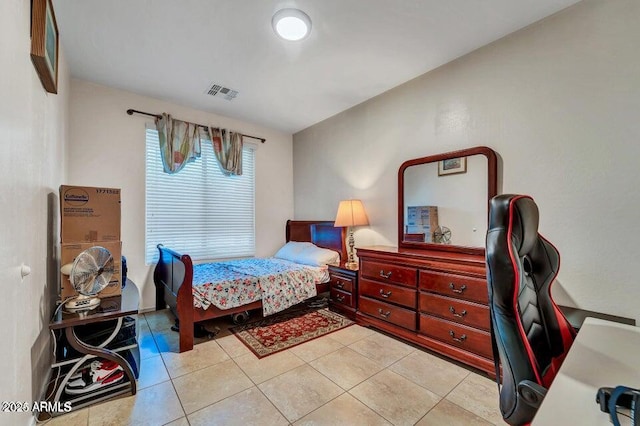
40 282 140 420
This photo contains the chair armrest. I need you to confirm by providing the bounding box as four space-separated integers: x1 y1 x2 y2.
518 380 547 408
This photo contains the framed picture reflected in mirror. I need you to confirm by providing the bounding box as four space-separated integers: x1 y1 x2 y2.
438 157 467 176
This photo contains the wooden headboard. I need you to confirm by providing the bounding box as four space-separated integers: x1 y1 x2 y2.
286 220 347 263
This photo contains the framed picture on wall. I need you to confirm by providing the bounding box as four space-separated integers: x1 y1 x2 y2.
30 0 59 94
438 157 467 176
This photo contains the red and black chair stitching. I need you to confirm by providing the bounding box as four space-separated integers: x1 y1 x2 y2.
486 194 575 425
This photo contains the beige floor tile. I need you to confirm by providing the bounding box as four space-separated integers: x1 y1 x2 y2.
46 408 89 425
151 328 180 353
137 354 170 390
138 321 161 360
289 334 344 362
446 372 503 424
161 339 229 378
144 310 176 332
329 324 375 346
235 349 306 384
139 317 152 334
216 333 253 358
416 399 493 425
390 350 470 396
172 359 253 414
87 381 184 426
348 331 415 366
258 364 344 422
151 325 221 354
294 392 391 426
188 387 288 426
163 417 190 426
350 369 440 426
309 347 385 390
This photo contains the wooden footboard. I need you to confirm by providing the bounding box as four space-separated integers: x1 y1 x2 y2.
154 245 262 352
153 220 346 353
154 244 195 352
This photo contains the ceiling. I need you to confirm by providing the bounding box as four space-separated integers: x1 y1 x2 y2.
54 0 581 134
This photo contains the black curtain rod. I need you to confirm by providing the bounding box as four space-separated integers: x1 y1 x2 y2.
126 108 266 143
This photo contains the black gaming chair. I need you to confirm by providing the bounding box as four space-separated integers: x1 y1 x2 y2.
486 194 576 425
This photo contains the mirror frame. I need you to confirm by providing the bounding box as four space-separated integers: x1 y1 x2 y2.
398 146 498 255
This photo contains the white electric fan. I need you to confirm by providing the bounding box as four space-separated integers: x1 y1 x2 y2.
61 246 114 310
433 226 452 244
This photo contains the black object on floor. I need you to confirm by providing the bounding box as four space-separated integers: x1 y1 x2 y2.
170 319 219 339
307 296 328 309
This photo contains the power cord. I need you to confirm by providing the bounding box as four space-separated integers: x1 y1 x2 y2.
36 296 79 422
52 296 78 320
50 297 77 356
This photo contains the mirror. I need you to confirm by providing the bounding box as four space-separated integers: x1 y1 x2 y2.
398 146 498 254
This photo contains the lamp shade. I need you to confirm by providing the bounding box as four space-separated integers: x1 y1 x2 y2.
334 200 369 227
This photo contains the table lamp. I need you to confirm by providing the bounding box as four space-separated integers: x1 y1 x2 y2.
334 199 369 270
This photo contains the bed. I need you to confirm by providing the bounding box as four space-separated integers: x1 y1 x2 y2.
153 220 347 352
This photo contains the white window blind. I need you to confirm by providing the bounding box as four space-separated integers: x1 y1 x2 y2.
145 128 255 264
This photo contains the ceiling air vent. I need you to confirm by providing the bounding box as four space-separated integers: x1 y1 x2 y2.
205 83 239 101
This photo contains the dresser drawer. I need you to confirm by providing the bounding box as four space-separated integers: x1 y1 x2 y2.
419 292 490 331
330 288 352 308
360 278 416 309
361 261 417 288
419 314 492 359
329 273 354 293
359 296 417 330
419 270 488 304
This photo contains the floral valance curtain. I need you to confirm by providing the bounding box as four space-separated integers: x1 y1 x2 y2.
154 113 243 176
210 128 243 176
155 113 206 174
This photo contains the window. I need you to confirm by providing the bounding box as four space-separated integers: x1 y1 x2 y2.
145 128 255 264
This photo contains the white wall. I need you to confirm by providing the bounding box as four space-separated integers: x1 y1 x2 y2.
0 1 70 424
293 0 640 322
68 80 294 311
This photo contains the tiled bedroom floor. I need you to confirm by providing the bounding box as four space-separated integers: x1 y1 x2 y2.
46 309 503 426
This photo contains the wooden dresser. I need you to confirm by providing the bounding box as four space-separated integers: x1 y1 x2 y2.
356 246 494 376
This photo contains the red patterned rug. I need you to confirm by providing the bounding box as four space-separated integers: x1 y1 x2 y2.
230 308 354 358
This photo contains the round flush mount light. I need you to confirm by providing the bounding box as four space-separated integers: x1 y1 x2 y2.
272 8 312 41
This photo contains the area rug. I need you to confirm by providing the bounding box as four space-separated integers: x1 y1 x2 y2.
230 308 354 358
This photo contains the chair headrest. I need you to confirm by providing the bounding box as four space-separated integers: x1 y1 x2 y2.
489 194 540 256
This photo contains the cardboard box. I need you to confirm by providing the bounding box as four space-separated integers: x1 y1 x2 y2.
60 185 121 243
406 206 439 242
60 241 122 299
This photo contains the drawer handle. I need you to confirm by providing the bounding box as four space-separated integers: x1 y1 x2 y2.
379 270 393 279
335 281 345 289
377 308 391 318
449 283 467 294
449 306 467 318
335 294 345 303
449 331 467 343
379 289 392 298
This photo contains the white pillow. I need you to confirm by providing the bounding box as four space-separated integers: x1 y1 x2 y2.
274 241 340 266
296 245 340 266
274 241 315 261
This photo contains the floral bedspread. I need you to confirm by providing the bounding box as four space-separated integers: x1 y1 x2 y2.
191 258 327 316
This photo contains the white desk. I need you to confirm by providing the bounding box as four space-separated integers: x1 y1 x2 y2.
533 317 640 425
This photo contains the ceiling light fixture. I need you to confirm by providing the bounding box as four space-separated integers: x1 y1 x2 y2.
272 8 312 41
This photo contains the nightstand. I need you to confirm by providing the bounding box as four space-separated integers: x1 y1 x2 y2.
328 263 358 320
